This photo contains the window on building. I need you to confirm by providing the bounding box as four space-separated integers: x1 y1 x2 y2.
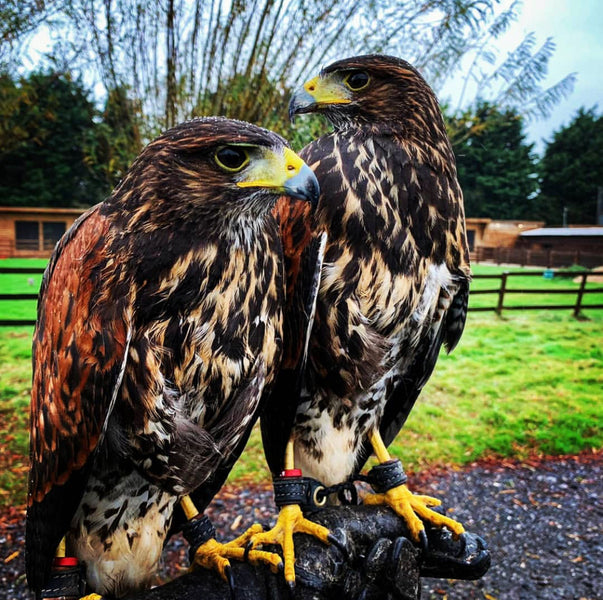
466 229 476 251
43 222 66 250
15 221 39 251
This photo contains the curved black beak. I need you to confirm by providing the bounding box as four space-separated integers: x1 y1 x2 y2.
284 163 320 208
288 88 318 123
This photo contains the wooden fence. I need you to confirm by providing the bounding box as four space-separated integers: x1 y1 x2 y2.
1 267 603 327
0 266 45 327
469 270 603 316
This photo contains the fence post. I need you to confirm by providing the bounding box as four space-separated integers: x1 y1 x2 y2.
573 272 589 318
496 272 508 316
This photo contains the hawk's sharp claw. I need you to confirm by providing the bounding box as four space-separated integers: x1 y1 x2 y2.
244 540 254 562
419 529 428 553
363 482 464 546
391 536 406 563
458 531 468 553
224 564 236 600
327 532 349 561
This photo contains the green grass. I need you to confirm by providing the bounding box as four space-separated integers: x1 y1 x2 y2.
390 310 602 471
1 260 601 507
0 327 33 507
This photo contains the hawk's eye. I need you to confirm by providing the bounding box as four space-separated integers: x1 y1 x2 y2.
344 71 370 91
215 147 250 172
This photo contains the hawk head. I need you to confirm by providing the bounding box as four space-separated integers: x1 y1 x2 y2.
108 117 320 230
289 55 445 140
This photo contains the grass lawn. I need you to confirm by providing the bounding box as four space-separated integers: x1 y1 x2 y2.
0 327 32 508
1 259 601 508
0 258 47 322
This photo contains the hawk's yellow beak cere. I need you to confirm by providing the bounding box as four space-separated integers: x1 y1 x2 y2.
289 75 352 120
237 147 319 206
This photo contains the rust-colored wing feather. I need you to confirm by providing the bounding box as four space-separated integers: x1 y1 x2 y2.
27 206 132 589
261 198 326 475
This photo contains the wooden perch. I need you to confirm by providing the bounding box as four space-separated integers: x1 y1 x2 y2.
124 505 490 600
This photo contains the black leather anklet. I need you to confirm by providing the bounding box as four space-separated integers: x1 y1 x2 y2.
40 558 85 599
367 459 408 493
182 513 216 560
273 470 328 509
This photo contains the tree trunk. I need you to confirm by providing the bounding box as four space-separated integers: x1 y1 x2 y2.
124 505 490 600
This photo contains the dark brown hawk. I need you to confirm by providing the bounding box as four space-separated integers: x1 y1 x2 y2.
254 55 471 582
26 117 319 598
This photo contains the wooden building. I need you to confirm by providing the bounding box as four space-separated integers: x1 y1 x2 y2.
473 225 603 268
465 218 544 261
464 218 490 254
517 226 603 252
0 206 86 258
481 220 544 248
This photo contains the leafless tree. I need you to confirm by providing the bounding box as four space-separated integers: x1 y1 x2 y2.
3 1 575 144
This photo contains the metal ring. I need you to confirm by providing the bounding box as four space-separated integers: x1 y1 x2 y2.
313 485 328 507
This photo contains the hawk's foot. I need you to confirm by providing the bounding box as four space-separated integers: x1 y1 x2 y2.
247 504 332 585
364 483 465 545
193 525 283 581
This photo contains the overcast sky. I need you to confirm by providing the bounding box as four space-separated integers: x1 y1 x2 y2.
493 0 603 152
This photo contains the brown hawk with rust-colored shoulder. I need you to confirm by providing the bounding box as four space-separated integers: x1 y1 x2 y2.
26 117 318 598
262 54 470 516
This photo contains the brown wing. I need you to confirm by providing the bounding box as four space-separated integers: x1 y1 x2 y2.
261 198 326 475
26 206 133 590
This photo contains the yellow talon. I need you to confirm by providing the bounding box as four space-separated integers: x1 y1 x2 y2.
79 595 103 600
248 504 331 584
180 495 282 579
193 538 232 580
366 429 464 542
364 483 465 541
193 524 283 580
227 523 264 548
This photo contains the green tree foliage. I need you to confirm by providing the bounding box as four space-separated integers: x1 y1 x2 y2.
0 71 101 207
0 71 140 208
450 102 538 219
537 107 603 225
0 1 59 71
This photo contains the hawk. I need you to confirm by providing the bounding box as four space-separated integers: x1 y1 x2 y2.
253 55 471 583
26 117 319 598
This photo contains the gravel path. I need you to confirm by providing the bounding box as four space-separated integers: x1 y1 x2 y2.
1 452 600 600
